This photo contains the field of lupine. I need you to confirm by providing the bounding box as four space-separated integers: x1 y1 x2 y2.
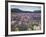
11 13 41 31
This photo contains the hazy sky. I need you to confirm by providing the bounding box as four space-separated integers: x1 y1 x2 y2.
11 5 41 12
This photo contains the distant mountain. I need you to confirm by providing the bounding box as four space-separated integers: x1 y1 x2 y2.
11 8 22 12
11 8 41 13
34 10 41 13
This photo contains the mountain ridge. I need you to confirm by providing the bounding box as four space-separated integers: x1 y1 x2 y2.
11 8 41 13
